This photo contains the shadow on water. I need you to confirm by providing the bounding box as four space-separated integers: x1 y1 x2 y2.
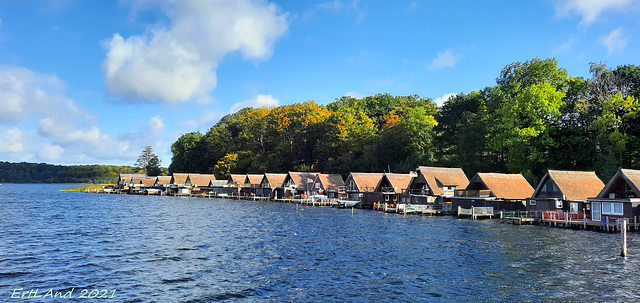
1 184 639 302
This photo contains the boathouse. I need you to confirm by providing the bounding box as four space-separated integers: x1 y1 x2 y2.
406 166 469 213
311 173 345 199
345 172 382 208
227 174 245 186
280 172 319 198
374 173 413 211
258 173 287 199
224 174 244 197
527 170 604 214
117 174 146 189
587 168 640 224
207 180 230 196
244 174 264 197
453 173 534 213
154 176 172 194
168 173 190 195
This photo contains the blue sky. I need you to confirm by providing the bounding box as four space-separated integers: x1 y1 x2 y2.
0 0 639 167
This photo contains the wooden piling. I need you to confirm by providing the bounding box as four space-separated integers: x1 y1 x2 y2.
621 219 627 257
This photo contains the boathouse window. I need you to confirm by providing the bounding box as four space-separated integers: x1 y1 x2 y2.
602 202 624 215
530 200 536 206
315 183 320 189
393 195 397 201
385 195 389 201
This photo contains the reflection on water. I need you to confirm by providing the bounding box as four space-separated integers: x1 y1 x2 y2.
1 184 639 302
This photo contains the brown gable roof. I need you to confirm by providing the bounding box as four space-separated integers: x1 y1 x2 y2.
263 173 287 187
245 174 264 186
142 177 156 187
287 172 319 189
119 174 146 182
418 166 469 195
348 172 382 192
155 176 172 185
473 173 534 200
597 168 640 198
132 176 146 184
379 173 413 192
187 174 216 187
171 173 190 185
534 170 604 201
228 174 245 184
317 174 345 190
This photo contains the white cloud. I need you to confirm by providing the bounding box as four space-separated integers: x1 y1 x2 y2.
39 145 64 161
602 28 628 54
344 91 365 99
0 65 163 165
0 128 24 153
554 0 636 24
230 94 279 113
434 93 456 106
148 116 165 133
0 66 77 123
180 109 224 130
101 0 289 104
429 50 461 70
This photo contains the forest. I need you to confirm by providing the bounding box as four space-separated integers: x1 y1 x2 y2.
168 58 640 184
0 162 140 184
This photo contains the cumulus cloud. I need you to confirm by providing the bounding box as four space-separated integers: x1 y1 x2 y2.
0 65 163 164
230 94 279 113
148 116 165 133
429 50 461 70
39 145 64 161
554 0 635 24
0 128 24 153
433 92 456 106
101 0 289 104
0 66 79 123
602 28 628 54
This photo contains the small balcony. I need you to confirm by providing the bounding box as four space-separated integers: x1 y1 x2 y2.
454 189 492 198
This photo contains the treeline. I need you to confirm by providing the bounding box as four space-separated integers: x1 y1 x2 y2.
0 162 140 184
169 58 640 184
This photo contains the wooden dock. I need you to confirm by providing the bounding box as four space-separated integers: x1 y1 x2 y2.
458 206 494 220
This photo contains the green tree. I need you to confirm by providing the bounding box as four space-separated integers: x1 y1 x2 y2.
168 132 204 173
486 58 568 174
135 146 162 176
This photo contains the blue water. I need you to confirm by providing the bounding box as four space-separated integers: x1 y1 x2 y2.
1 184 639 302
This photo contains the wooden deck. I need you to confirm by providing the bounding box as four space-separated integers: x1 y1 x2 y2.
458 206 494 220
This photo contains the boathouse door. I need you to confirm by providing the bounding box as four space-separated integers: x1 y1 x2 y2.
591 202 601 221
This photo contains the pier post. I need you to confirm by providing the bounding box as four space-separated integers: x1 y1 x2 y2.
351 207 354 216
621 219 627 257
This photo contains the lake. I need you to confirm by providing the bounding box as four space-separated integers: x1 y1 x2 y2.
1 184 639 302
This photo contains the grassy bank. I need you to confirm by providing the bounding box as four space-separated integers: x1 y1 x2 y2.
60 185 105 192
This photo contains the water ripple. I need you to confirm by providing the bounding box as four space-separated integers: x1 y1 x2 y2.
1 184 640 302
